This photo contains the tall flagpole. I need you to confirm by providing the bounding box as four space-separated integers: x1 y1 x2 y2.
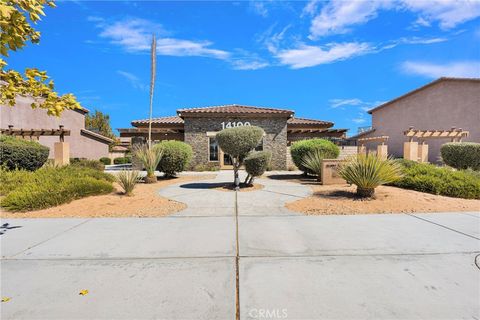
148 34 157 149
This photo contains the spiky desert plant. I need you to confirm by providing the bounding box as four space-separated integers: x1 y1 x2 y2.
301 149 326 182
148 34 157 148
338 154 403 198
134 144 163 183
116 170 141 196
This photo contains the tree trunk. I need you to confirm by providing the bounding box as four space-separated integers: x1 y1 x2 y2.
233 158 240 190
357 187 375 198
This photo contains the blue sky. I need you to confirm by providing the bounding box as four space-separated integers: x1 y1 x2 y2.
7 0 480 136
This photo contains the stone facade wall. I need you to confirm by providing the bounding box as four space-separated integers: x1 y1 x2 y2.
184 116 289 170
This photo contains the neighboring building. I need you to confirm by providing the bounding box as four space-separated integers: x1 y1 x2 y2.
1 96 113 159
118 104 347 170
350 77 480 162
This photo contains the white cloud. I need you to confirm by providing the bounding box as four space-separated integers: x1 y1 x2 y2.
276 42 372 69
352 117 367 124
231 59 269 70
308 0 390 39
305 0 480 39
117 70 148 91
96 18 230 59
401 61 480 78
329 98 363 108
401 0 480 30
249 1 269 17
329 98 386 111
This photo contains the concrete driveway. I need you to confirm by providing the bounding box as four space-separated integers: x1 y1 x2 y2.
1 171 479 319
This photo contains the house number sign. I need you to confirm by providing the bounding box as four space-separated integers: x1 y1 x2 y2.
221 121 251 129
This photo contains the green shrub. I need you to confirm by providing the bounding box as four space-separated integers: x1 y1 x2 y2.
70 158 105 171
290 139 339 174
113 157 132 165
339 154 403 197
193 163 220 172
0 135 49 171
0 166 114 211
154 140 193 178
116 170 141 196
244 151 272 184
99 157 111 165
392 161 480 199
441 142 480 170
216 126 264 158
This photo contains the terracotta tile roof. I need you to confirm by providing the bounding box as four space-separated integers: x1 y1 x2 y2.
368 77 480 114
131 116 184 126
287 117 333 127
177 104 294 116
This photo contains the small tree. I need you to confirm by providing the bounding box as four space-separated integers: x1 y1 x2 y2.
154 140 193 178
244 151 271 185
216 126 264 189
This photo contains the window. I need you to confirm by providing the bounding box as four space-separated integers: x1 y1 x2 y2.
209 137 219 161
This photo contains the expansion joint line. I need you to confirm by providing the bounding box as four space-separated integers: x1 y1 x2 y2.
234 190 240 320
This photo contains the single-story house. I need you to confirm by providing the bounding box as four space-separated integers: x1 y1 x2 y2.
350 77 480 162
1 96 113 160
118 104 348 170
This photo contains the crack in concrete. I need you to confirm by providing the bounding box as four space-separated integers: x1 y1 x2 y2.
405 213 480 240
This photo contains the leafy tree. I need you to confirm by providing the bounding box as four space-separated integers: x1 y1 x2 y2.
216 126 264 189
85 110 116 140
0 0 82 116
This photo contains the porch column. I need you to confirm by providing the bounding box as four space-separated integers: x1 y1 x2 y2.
377 143 388 160
403 141 418 161
54 142 70 166
418 142 429 163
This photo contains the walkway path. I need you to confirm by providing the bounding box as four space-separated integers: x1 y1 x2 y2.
1 171 479 319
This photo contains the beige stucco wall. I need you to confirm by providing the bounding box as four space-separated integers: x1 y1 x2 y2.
364 80 480 162
1 96 110 159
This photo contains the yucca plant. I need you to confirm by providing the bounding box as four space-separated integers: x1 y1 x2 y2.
301 149 326 182
134 145 163 183
116 170 141 196
338 154 403 198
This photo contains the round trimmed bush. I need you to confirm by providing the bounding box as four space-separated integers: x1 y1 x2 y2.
113 157 131 165
0 135 49 171
290 139 340 174
245 151 272 178
441 142 480 170
216 126 264 159
154 140 193 177
99 157 111 165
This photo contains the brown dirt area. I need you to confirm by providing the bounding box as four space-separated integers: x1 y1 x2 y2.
1 174 215 218
286 183 480 215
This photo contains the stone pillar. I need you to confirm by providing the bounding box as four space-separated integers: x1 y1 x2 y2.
54 142 70 166
418 142 429 163
357 144 367 155
377 144 388 160
403 141 418 161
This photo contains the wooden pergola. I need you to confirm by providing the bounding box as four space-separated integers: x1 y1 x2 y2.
404 127 469 142
1 125 71 142
357 135 389 159
403 127 469 162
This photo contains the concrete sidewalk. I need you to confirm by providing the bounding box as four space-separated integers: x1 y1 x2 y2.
1 171 479 319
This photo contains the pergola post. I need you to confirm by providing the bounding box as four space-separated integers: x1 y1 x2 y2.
357 143 367 155
417 141 429 163
54 142 70 166
377 143 388 160
403 138 418 161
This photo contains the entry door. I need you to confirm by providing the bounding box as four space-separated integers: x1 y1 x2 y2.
220 150 233 169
